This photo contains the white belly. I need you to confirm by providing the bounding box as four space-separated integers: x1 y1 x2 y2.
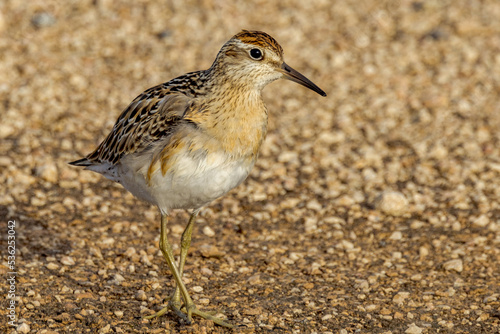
115 149 255 214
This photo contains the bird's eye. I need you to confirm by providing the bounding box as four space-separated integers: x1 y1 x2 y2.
249 48 263 60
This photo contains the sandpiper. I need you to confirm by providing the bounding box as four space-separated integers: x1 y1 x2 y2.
70 30 326 327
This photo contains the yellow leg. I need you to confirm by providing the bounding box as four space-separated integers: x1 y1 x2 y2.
145 211 233 327
170 209 199 310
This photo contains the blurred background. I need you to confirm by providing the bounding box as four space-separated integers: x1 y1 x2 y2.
1 0 499 333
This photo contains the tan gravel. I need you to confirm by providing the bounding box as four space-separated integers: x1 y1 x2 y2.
1 0 500 333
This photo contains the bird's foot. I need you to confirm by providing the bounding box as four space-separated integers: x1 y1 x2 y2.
144 299 232 328
144 295 187 320
184 304 233 328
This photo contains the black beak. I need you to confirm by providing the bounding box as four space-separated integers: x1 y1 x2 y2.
280 62 326 97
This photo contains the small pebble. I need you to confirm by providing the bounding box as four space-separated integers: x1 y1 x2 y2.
171 224 184 234
60 256 75 266
483 294 498 303
203 226 215 237
389 231 403 241
31 12 56 28
198 298 210 305
46 262 59 270
136 290 147 301
411 274 423 281
304 217 318 233
36 163 59 183
375 191 409 216
443 259 463 272
393 292 410 305
200 267 213 275
98 324 111 334
306 199 322 211
17 323 30 333
112 273 125 285
0 124 15 139
472 215 489 227
192 285 204 293
405 324 423 334
248 274 261 284
419 246 429 257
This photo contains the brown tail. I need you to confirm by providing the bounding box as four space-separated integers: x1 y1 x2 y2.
68 158 92 167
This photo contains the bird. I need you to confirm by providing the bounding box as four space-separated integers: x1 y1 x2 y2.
70 30 326 327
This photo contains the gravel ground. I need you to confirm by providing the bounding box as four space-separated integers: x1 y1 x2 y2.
1 0 500 333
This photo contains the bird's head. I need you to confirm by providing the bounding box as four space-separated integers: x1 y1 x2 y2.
212 30 326 96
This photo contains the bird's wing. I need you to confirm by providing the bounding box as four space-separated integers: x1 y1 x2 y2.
82 83 198 166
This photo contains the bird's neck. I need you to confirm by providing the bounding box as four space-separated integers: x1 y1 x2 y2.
195 79 269 158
